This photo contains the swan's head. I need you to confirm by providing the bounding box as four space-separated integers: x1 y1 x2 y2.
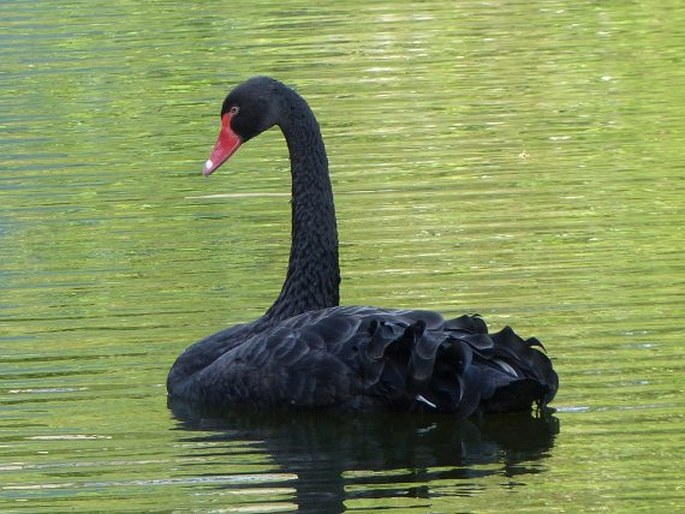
203 76 281 176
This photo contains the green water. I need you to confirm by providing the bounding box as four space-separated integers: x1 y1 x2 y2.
2 0 684 512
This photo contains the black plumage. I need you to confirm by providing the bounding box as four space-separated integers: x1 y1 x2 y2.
167 77 558 416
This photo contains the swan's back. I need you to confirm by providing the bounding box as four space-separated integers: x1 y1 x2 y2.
170 306 557 416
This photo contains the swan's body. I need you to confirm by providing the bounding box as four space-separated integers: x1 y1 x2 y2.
167 77 558 416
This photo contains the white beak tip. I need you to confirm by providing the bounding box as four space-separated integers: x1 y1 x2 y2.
203 159 214 176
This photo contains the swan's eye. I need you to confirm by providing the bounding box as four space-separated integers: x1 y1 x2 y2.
229 105 240 116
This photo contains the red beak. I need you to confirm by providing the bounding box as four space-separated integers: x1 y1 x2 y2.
202 113 242 176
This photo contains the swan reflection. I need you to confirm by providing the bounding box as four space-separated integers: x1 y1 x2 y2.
170 404 559 513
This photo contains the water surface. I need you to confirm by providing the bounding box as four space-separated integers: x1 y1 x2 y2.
2 0 684 512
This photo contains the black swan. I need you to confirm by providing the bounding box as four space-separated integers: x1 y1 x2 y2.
167 76 558 416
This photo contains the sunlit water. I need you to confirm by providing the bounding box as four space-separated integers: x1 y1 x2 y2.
2 0 684 512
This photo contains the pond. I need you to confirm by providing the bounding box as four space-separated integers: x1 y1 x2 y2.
2 0 684 512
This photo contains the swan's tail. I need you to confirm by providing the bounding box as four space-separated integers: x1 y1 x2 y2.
359 313 558 417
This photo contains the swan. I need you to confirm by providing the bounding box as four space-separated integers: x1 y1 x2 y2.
167 76 558 415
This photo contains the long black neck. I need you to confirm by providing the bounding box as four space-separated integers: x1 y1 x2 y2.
263 87 340 322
